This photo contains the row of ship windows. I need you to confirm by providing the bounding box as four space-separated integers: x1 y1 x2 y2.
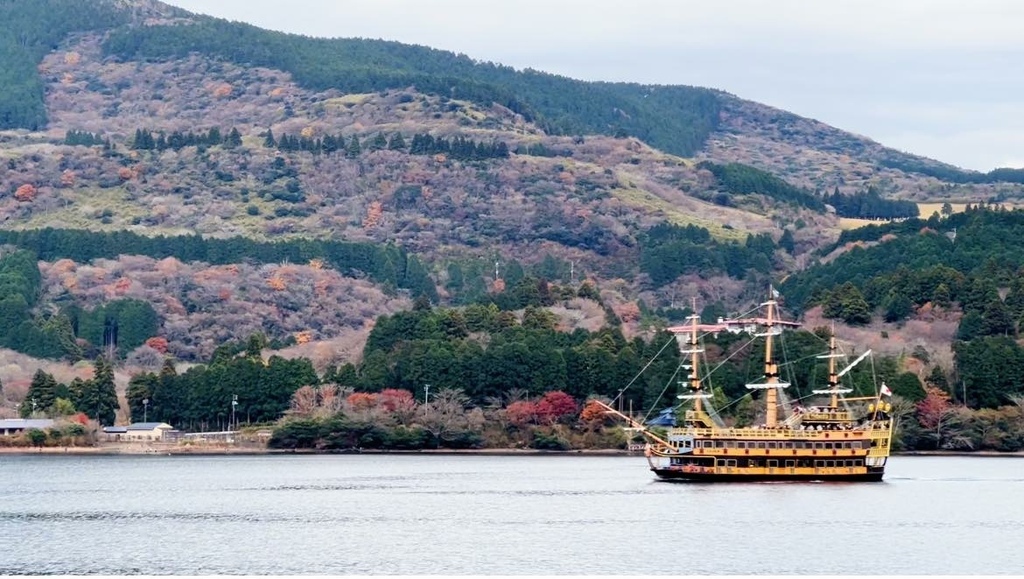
683 440 866 450
716 459 864 468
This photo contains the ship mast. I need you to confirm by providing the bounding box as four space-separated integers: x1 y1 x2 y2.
747 287 789 427
827 329 840 409
764 290 780 427
688 301 702 413
813 326 859 403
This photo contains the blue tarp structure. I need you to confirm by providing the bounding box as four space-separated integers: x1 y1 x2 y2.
646 407 677 427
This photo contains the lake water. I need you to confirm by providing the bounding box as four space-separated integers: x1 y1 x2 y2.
0 453 1022 575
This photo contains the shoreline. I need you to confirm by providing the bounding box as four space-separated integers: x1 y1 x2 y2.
2 444 1023 457
0 444 635 456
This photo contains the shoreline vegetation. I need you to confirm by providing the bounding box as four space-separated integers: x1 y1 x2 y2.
1 443 1022 458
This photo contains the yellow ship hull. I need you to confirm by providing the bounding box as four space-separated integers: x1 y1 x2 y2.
650 465 884 482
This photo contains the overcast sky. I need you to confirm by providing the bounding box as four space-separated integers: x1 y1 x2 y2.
164 0 1024 171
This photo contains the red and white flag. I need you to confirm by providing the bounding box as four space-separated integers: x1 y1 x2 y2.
880 383 893 397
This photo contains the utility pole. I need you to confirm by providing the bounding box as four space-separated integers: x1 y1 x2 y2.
424 384 431 405
231 394 238 431
143 398 149 423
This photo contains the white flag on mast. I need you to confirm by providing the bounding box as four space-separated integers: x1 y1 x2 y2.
880 383 893 397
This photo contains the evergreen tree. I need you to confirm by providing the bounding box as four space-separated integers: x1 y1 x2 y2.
932 283 952 309
778 229 795 254
387 132 406 151
226 127 243 147
263 128 276 148
883 292 914 323
367 132 388 151
980 299 1014 337
21 369 58 417
823 283 872 325
345 134 362 158
79 356 119 425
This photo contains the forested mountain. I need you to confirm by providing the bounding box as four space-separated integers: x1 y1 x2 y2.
3 0 1024 441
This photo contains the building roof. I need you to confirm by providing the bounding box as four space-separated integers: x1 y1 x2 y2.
102 426 129 434
0 418 55 430
126 422 173 431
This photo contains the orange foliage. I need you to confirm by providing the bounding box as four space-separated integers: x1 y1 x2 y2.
433 153 447 163
269 87 286 98
615 302 642 323
61 275 78 290
60 169 76 187
63 51 81 65
308 258 324 270
113 277 132 294
145 337 169 354
916 385 952 430
117 166 134 181
218 288 232 300
294 330 313 344
346 392 379 410
379 389 415 411
267 275 287 291
300 126 316 139
580 400 609 424
14 184 36 202
52 259 76 274
61 73 74 85
492 278 506 293
212 83 233 98
163 297 187 316
363 200 384 228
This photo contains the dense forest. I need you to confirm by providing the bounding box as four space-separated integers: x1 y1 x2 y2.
638 223 779 285
782 207 1024 312
698 161 825 210
824 186 919 220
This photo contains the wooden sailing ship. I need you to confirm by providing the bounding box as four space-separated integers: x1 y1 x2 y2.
598 290 894 481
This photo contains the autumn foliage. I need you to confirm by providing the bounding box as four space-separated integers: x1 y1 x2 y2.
579 399 609 424
144 336 169 353
379 388 415 412
535 391 578 424
346 392 378 411
363 200 384 228
14 184 36 202
916 385 953 430
505 400 537 426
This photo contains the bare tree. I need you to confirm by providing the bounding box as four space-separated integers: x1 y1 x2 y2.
417 388 475 448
